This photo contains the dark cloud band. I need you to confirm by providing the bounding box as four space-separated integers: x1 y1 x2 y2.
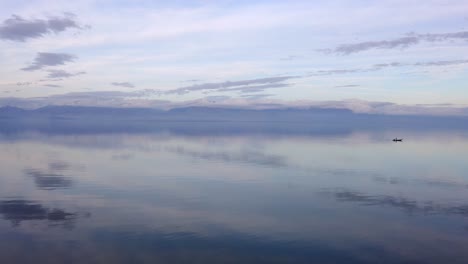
47 70 86 79
308 59 468 76
322 31 468 55
166 76 297 95
21 52 76 71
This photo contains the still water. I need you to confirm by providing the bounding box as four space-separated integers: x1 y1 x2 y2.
1 125 468 263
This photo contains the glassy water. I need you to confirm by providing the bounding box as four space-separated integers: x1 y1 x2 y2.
1 125 468 263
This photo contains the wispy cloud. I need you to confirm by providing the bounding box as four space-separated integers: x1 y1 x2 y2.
16 82 32 86
0 13 83 42
309 59 468 76
165 76 297 95
334 84 360 88
47 69 86 79
21 52 76 71
44 84 62 88
322 31 468 55
222 83 290 93
310 68 373 76
111 82 135 88
413 60 468 66
7 90 166 108
378 59 468 69
241 94 273 99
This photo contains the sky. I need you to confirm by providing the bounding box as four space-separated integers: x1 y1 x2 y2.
0 0 468 113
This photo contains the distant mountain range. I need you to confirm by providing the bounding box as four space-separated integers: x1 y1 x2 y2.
0 106 468 127
0 105 467 135
0 105 353 120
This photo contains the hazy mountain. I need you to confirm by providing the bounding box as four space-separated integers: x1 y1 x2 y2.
0 105 353 120
0 105 467 137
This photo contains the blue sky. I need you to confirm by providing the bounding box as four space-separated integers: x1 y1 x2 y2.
0 0 468 112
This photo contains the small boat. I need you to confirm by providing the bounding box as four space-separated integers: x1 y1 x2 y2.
392 138 403 142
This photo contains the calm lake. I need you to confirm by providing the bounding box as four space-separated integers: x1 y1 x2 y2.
1 124 468 263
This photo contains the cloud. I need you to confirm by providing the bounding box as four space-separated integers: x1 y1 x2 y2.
323 31 468 55
44 84 62 88
413 60 468 66
223 83 290 93
165 76 297 95
374 60 468 68
308 59 468 76
111 82 135 88
0 13 82 42
16 82 32 86
21 52 76 71
241 94 274 99
334 84 360 88
332 36 419 55
310 68 372 76
39 78 63 82
48 90 157 100
47 69 86 79
4 89 166 108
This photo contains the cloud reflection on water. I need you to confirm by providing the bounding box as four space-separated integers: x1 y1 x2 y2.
164 146 287 167
330 189 468 217
374 175 468 189
24 169 73 190
0 200 76 227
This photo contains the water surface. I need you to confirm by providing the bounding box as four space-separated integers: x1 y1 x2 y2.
1 125 468 263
